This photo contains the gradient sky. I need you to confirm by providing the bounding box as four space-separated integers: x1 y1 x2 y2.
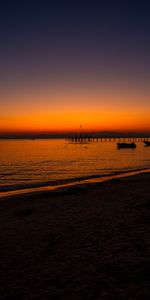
1 0 150 136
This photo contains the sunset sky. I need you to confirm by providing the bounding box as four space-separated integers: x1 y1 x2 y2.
0 1 150 136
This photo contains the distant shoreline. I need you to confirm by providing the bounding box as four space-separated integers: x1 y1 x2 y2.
0 131 150 140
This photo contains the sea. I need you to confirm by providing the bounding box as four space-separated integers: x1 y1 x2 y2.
0 139 150 195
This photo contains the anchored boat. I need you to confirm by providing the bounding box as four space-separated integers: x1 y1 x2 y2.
143 141 150 146
117 142 136 149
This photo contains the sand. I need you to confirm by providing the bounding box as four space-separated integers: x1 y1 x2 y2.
0 172 150 299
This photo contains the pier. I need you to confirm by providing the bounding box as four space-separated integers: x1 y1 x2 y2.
67 135 150 143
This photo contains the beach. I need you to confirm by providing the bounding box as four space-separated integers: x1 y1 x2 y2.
0 172 149 299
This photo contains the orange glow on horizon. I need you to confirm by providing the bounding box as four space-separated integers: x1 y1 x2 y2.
1 109 150 134
1 84 150 134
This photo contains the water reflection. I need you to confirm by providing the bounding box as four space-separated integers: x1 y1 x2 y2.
0 139 150 192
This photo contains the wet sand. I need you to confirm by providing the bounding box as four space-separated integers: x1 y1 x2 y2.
0 172 150 299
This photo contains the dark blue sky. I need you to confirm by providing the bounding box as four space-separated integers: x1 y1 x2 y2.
1 0 150 85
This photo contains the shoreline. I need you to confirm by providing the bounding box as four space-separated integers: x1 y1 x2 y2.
1 167 150 199
0 170 149 299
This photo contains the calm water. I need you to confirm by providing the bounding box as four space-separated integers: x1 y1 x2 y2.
0 139 150 192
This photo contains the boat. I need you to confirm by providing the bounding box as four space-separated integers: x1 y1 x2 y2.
143 140 150 146
117 142 136 149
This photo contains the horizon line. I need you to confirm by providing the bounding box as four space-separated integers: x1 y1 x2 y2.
1 130 150 139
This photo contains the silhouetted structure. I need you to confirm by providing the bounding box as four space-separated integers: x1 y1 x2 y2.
67 135 150 143
143 140 150 146
117 142 136 149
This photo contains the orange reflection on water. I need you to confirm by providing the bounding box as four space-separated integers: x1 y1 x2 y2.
0 139 150 194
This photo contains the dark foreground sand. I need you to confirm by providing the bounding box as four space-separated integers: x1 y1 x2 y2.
0 172 150 300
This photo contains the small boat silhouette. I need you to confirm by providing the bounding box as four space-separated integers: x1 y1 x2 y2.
143 141 150 146
117 142 136 149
